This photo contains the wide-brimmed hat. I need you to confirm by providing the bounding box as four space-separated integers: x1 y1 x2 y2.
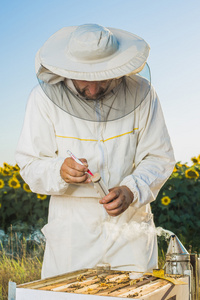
36 24 150 81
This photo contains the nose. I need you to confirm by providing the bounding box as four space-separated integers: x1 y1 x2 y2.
87 82 100 96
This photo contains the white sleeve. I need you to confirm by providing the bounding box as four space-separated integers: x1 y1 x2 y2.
15 85 69 195
120 87 175 208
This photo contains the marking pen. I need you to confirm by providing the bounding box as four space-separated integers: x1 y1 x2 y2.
67 150 94 176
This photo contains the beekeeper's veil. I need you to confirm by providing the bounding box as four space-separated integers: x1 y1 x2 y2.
36 24 151 122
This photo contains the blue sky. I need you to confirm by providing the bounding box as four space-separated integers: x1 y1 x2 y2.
1 0 200 166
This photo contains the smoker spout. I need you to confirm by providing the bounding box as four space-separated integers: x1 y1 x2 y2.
166 235 189 256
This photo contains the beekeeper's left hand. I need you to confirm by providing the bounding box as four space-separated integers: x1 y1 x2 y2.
99 186 134 216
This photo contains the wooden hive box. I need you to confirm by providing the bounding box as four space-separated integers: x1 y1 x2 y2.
9 268 190 300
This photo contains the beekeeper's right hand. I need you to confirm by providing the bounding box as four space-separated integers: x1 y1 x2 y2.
60 157 91 184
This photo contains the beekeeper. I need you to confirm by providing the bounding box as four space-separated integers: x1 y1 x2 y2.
16 24 175 279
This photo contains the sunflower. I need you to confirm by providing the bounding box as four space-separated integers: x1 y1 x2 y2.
0 179 5 189
2 168 12 176
185 169 199 179
23 183 32 193
176 163 182 168
182 164 189 168
173 166 178 172
191 157 198 164
161 196 171 206
0 203 1 209
8 177 21 189
13 164 20 171
3 162 10 169
37 194 47 200
14 173 22 180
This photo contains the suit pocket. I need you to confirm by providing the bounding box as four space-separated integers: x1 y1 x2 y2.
41 218 70 242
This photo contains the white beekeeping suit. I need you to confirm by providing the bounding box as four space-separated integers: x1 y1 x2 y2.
16 24 175 279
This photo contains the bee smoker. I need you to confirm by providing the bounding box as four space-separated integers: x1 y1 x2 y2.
165 235 199 300
165 235 191 275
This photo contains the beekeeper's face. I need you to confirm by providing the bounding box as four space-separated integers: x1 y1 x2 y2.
72 79 112 100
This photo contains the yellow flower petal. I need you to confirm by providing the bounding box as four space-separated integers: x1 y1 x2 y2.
23 183 32 193
0 179 5 189
37 194 47 200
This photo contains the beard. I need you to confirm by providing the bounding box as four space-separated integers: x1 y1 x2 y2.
72 80 112 100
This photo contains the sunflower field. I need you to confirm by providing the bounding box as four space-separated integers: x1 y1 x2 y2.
151 155 200 252
0 163 49 232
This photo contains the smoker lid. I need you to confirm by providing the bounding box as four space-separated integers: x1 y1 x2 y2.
166 235 189 256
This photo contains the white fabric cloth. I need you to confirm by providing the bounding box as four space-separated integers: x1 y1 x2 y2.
16 82 175 278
